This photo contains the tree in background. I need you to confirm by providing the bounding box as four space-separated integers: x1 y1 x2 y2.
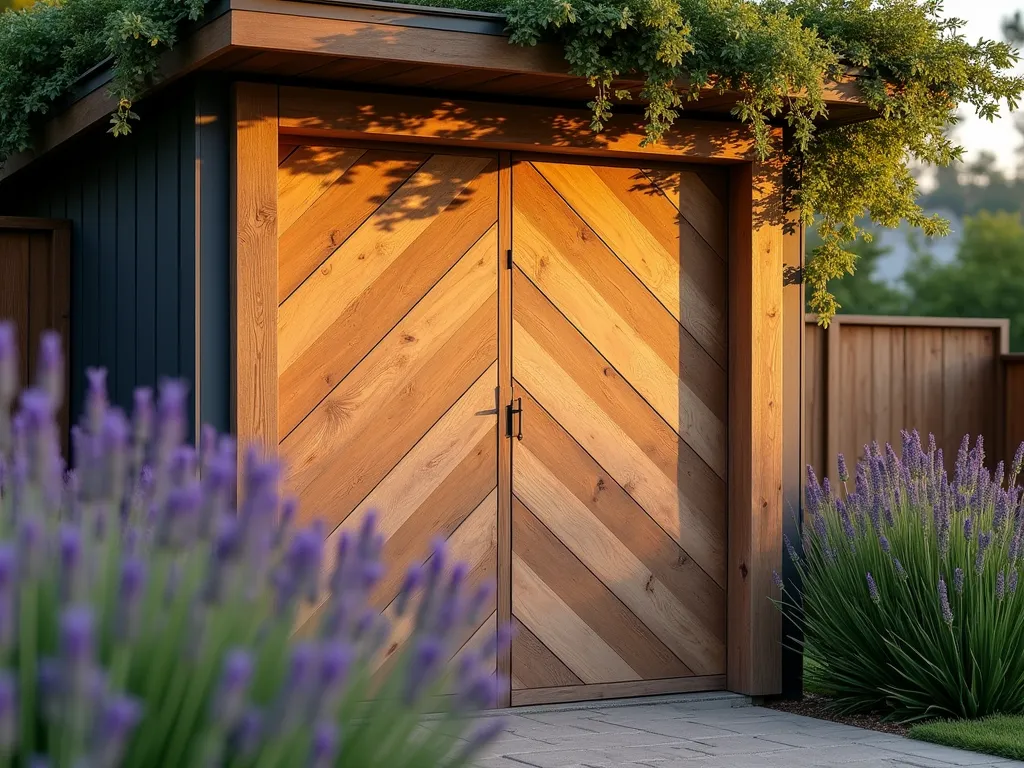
905 212 1024 352
805 225 907 316
806 8 1024 351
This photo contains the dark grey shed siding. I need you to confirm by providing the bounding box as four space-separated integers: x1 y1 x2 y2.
0 79 232 440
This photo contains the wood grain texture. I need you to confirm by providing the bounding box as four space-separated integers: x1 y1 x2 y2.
513 497 693 680
1005 358 1024 465
279 87 760 162
277 143 500 688
513 162 726 478
496 152 513 705
233 83 279 453
511 617 583 691
510 675 727 706
509 157 728 700
0 220 71 449
727 155 783 697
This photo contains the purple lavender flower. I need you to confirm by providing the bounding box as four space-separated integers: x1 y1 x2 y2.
1011 570 1019 595
954 567 965 595
212 650 253 729
772 570 784 589
866 572 880 604
58 524 82 604
893 558 907 581
309 721 339 768
997 570 1006 601
939 577 954 626
977 532 992 576
1013 441 1024 482
995 491 1009 532
995 461 1006 490
403 637 444 704
837 453 849 483
783 533 800 564
806 465 822 516
964 516 974 541
90 695 141 768
955 434 970 490
879 534 891 554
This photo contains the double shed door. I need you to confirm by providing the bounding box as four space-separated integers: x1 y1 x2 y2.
275 142 728 703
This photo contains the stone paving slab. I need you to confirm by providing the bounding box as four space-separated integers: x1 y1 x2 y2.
470 697 1024 768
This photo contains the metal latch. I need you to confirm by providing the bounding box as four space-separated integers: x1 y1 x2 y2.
506 397 523 440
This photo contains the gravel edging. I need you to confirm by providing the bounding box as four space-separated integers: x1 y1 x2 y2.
764 693 910 736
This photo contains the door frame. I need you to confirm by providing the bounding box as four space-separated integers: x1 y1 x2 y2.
232 81 791 701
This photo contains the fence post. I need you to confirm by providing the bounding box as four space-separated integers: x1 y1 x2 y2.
824 317 842 483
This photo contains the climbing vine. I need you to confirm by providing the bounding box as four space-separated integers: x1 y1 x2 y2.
1 0 1021 322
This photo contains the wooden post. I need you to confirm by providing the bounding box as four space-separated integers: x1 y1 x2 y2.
727 151 784 697
231 83 279 456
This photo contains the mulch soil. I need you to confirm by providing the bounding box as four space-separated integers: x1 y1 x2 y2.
765 693 910 736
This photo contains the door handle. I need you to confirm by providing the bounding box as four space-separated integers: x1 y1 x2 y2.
506 397 522 440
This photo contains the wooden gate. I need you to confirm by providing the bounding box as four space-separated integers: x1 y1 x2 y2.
0 217 71 446
275 143 500 675
509 159 728 703
272 141 731 704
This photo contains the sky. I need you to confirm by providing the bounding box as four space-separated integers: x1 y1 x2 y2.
941 0 1023 172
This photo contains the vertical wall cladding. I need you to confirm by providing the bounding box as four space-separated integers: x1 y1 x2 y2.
0 78 232 439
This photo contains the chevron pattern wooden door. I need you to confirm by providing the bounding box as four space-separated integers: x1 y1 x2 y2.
509 159 729 701
275 143 500 682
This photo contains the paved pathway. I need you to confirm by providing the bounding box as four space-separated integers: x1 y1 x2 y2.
466 694 1024 767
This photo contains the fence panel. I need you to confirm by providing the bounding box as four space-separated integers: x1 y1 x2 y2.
0 217 71 446
805 315 1010 484
1005 355 1024 465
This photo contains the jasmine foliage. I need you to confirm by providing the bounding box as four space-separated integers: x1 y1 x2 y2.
0 322 506 767
2 1 1022 323
414 0 1024 323
778 432 1024 722
0 0 207 158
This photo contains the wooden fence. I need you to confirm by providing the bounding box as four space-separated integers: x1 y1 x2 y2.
0 217 71 445
805 315 1019 484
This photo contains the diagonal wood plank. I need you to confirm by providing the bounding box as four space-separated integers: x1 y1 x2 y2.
278 149 426 301
515 167 726 422
530 161 726 365
514 441 724 674
375 489 498 671
278 205 498 436
517 390 725 643
513 272 725 528
283 322 496 534
281 239 496 504
511 616 583 690
279 153 494 371
513 323 725 584
368 431 496 609
277 145 365 234
513 552 639 685
514 173 726 475
643 168 728 259
513 497 693 678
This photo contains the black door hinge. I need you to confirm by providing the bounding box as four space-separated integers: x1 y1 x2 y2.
506 249 513 270
505 397 523 440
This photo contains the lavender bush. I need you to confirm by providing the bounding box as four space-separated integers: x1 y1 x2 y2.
779 431 1024 722
0 322 506 766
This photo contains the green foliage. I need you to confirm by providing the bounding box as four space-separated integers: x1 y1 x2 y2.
779 434 1024 721
1 0 1022 325
910 715 1024 761
804 223 907 316
415 0 1023 324
904 211 1024 352
0 0 207 160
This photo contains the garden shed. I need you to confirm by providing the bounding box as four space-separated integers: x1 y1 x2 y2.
0 0 877 707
